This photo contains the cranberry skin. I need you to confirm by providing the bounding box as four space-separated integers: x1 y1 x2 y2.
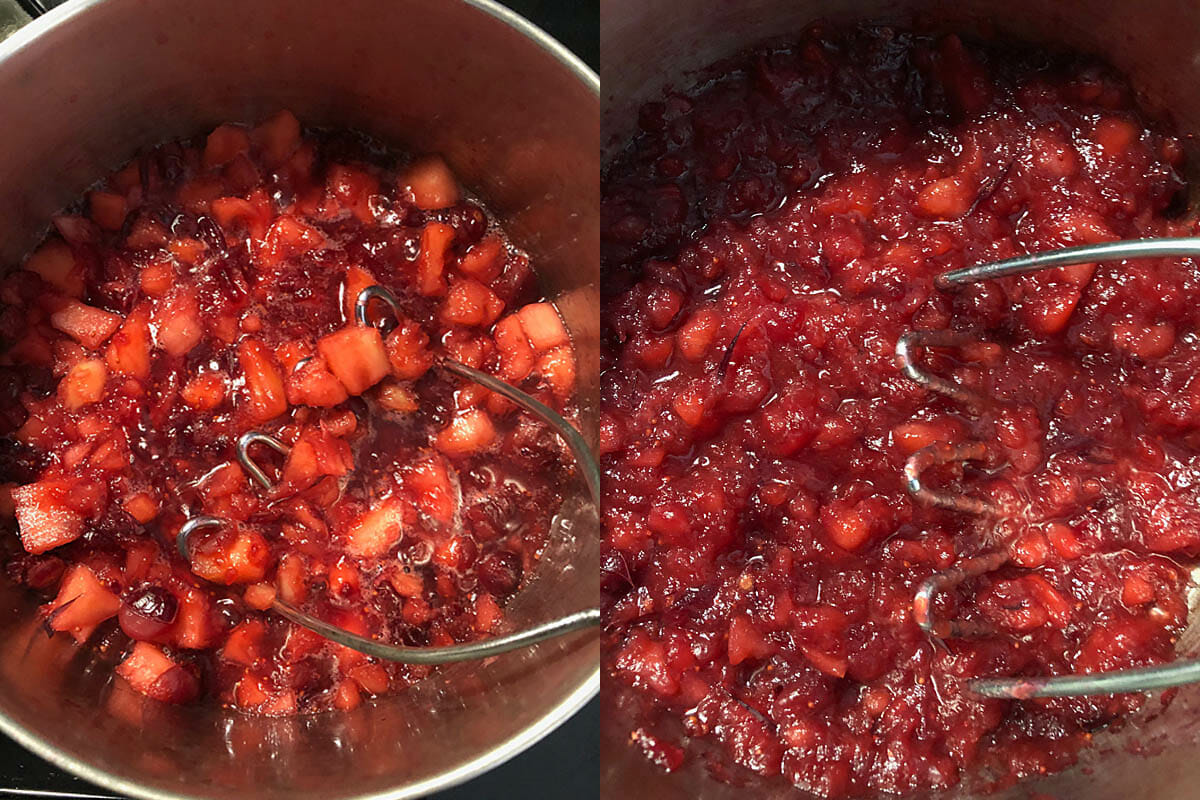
445 203 488 246
25 557 65 591
477 551 522 597
150 666 201 704
287 658 327 696
450 536 479 571
601 550 633 595
213 597 244 633
119 585 179 641
196 215 229 255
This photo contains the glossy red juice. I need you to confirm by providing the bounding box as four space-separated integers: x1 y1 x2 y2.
0 112 578 714
601 26 1200 797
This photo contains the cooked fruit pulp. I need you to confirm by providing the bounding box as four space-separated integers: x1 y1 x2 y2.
0 112 577 714
602 26 1200 797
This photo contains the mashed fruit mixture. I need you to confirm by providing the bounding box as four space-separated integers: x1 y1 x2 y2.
0 112 576 714
602 26 1200 796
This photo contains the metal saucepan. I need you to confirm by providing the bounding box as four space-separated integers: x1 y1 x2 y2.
0 0 599 797
601 0 1200 797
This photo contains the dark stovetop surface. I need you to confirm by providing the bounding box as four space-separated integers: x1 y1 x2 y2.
0 1 598 798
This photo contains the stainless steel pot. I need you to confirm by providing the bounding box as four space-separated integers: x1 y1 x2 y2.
601 0 1200 797
0 1 599 798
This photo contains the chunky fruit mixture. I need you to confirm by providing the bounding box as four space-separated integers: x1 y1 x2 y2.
0 111 577 714
602 26 1200 797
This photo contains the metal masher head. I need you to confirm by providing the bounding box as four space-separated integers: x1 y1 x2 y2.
902 236 1200 698
177 285 600 664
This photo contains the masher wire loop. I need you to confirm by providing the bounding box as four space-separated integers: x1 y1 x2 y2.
355 284 401 328
175 516 601 665
236 430 289 491
903 440 997 516
175 284 601 663
353 283 600 506
911 551 1009 639
895 329 987 414
904 236 1200 698
177 515 223 560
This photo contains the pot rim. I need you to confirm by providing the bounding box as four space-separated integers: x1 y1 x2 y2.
0 0 600 798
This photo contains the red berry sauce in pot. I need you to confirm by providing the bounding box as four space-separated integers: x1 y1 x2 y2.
0 111 578 714
602 26 1200 797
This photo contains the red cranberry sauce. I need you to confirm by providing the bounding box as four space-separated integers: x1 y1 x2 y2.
601 26 1200 797
0 111 578 715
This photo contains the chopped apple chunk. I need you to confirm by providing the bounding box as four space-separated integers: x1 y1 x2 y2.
317 326 389 395
516 302 570 351
434 409 496 457
253 110 301 167
385 319 434 380
25 238 83 297
278 428 353 494
181 372 228 411
59 359 107 410
344 497 406 558
189 525 271 585
13 479 86 554
409 457 458 524
117 642 199 704
237 339 288 422
494 314 535 381
203 124 251 169
416 222 454 296
457 235 505 282
50 301 121 349
286 356 348 407
45 564 120 641
88 191 128 231
442 279 505 327
400 155 459 210
105 304 153 380
154 289 204 356
537 346 576 399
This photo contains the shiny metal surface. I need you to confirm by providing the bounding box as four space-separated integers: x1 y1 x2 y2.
353 285 603 505
894 330 988 414
901 441 996 517
0 0 599 798
234 431 290 491
971 657 1200 699
920 237 1200 699
181 298 603 667
926 239 1200 700
602 0 1200 797
268 603 601 667
911 551 1010 640
939 236 1200 286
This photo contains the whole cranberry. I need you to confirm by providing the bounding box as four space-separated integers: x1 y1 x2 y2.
150 666 201 705
446 536 479 571
119 585 179 641
477 551 522 597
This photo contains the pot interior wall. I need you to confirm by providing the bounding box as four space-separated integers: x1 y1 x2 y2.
600 0 1200 797
0 0 598 798
602 0 1200 159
